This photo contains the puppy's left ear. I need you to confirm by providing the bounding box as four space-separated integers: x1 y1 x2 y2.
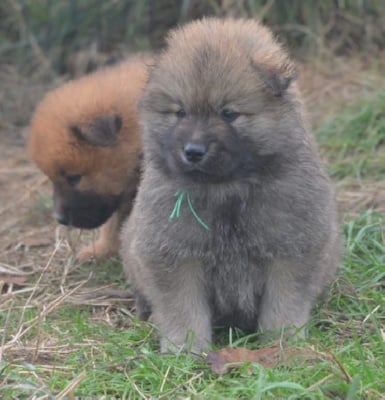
71 114 122 147
252 55 298 97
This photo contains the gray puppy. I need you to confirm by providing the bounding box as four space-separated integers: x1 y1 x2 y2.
121 18 341 353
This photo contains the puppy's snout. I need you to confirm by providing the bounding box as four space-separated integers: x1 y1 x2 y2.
183 142 207 163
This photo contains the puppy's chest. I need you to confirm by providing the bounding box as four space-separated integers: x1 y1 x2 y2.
174 213 266 322
205 207 266 322
208 257 265 326
165 201 262 264
141 185 268 262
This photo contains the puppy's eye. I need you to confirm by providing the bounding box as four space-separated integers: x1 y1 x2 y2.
221 109 240 123
67 175 81 187
175 108 186 118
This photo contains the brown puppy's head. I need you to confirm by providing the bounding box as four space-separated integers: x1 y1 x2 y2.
139 18 303 184
29 59 146 228
49 114 124 229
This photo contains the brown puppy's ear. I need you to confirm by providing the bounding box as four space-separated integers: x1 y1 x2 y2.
71 114 122 147
252 55 298 97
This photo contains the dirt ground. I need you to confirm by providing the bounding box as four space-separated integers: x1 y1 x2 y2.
1 55 385 314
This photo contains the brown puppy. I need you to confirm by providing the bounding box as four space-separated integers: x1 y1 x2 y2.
29 56 149 263
121 18 341 353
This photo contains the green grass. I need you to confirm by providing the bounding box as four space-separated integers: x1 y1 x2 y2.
2 91 385 398
316 90 385 180
2 211 384 399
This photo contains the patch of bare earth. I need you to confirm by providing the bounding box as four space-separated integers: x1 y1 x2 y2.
0 55 384 385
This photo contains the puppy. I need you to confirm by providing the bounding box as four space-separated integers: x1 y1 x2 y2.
121 19 341 353
29 56 149 263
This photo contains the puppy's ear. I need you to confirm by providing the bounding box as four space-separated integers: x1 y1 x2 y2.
252 55 298 97
71 114 122 147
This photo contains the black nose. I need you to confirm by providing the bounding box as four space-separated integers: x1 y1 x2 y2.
183 142 207 163
54 212 69 225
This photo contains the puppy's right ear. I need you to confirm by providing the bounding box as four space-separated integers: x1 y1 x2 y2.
71 114 122 147
252 55 298 97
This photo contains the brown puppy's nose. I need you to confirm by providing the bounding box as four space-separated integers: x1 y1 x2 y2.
183 142 207 163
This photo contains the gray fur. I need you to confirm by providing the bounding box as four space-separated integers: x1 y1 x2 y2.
121 18 341 353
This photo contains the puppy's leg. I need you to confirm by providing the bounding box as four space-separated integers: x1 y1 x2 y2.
150 260 212 354
76 211 121 263
258 258 319 338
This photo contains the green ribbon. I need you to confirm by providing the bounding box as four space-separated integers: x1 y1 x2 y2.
169 190 210 231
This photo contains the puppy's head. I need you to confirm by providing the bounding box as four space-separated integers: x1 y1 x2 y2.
30 112 128 229
29 61 144 228
140 18 303 184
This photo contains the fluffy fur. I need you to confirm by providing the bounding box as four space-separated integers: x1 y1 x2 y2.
29 56 149 262
121 19 341 353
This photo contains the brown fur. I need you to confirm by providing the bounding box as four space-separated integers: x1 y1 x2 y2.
29 56 149 262
121 19 341 353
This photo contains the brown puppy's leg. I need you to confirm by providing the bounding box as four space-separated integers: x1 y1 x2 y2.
76 212 121 263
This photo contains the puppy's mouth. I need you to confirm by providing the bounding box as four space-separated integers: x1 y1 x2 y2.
174 150 225 183
183 168 219 183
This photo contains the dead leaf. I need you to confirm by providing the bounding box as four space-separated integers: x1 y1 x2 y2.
207 344 325 375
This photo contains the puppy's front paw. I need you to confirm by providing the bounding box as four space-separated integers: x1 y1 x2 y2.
160 332 210 356
76 240 118 264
